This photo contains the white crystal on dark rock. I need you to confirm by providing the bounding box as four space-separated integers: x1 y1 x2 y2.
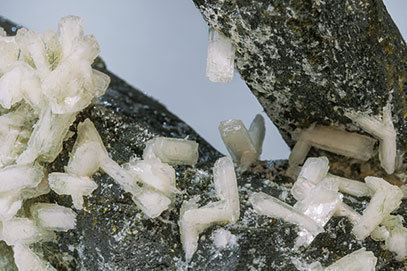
219 119 258 166
325 248 377 271
30 203 76 232
142 137 199 166
352 176 403 240
48 173 97 210
250 192 323 238
346 104 396 174
206 27 235 83
179 157 239 261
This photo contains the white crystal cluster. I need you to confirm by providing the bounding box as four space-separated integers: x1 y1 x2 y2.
51 118 198 219
0 16 110 270
179 157 240 261
206 27 235 83
219 114 265 166
251 154 407 265
289 124 377 170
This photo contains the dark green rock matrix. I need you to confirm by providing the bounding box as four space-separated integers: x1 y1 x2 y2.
1 13 407 270
193 0 407 154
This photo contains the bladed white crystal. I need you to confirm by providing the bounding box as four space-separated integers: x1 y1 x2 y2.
206 27 235 83
13 244 57 271
352 176 403 240
179 157 240 261
48 173 97 210
249 192 323 238
2 217 54 245
142 137 199 166
345 104 396 174
325 248 377 271
248 114 266 156
30 203 76 232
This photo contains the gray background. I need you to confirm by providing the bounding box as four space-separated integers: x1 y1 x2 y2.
0 0 405 160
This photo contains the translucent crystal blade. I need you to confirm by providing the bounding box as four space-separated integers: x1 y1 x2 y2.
206 27 235 83
142 137 199 166
300 125 377 161
31 203 76 232
249 192 323 237
219 119 258 166
325 248 377 271
248 114 265 155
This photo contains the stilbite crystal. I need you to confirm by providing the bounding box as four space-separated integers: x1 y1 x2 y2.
324 248 377 271
179 157 240 261
346 104 396 174
249 192 323 238
142 137 199 166
219 119 258 166
248 114 266 156
48 173 97 210
30 203 76 232
206 27 235 83
352 177 403 240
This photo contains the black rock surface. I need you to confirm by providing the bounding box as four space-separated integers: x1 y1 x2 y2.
1 15 407 271
192 0 407 168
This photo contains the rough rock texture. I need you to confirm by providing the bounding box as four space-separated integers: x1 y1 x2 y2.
1 15 407 270
192 0 407 167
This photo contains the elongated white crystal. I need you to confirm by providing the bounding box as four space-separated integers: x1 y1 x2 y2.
13 244 57 271
0 105 34 167
179 157 240 261
291 157 329 201
30 203 76 232
17 108 77 164
48 173 97 210
0 193 22 221
302 125 377 161
219 119 258 166
124 158 178 198
249 192 323 237
142 137 199 166
346 104 396 174
248 114 266 156
213 157 240 222
0 165 43 195
352 176 403 240
1 218 54 245
206 27 235 83
325 174 372 198
325 248 377 271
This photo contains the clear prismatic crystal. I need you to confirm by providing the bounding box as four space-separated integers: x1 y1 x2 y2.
219 114 265 166
206 27 235 83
